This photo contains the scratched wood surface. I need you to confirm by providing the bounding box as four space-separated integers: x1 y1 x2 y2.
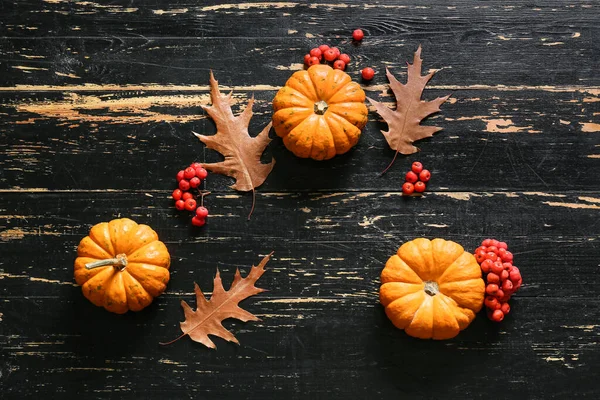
1 1 599 399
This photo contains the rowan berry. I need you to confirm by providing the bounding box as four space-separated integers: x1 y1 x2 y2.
333 60 346 70
414 181 426 193
310 48 322 60
352 29 364 41
196 206 209 218
339 54 351 64
484 296 499 309
491 309 504 322
419 169 431 183
500 270 509 281
501 251 513 262
172 189 183 201
184 198 197 211
308 56 320 66
487 272 500 283
175 200 185 211
191 216 206 227
501 303 510 315
179 179 190 191
182 192 193 201
304 54 311 65
176 170 185 182
502 280 514 292
361 67 375 80
323 49 337 62
402 182 415 195
331 47 341 58
318 44 330 53
490 261 504 275
190 177 201 188
405 171 419 183
486 284 499 295
480 259 493 273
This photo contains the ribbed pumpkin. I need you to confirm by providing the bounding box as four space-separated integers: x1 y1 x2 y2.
74 218 170 314
380 238 484 340
272 64 368 160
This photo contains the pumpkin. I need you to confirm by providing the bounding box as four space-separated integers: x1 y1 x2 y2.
379 238 484 340
272 64 368 160
74 218 170 314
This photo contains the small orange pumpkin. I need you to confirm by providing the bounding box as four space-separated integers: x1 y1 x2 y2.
74 218 170 314
272 64 368 160
380 238 484 340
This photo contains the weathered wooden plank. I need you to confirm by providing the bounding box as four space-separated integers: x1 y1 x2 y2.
1 191 598 299
1 86 598 191
1 36 598 87
1 296 599 399
0 0 598 42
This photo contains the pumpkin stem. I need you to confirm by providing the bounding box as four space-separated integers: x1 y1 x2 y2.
85 254 128 271
313 100 328 115
424 281 439 296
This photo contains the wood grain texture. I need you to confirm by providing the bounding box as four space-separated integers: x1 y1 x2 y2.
1 0 599 399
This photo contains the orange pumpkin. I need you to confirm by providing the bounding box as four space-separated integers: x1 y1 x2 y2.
380 238 484 340
74 218 170 314
272 64 368 160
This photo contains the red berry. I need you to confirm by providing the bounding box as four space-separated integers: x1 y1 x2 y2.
496 289 505 299
318 44 330 53
196 206 209 218
339 54 351 64
191 216 206 227
308 56 320 66
490 261 503 275
304 54 311 65
509 267 521 282
485 252 498 262
175 200 185 211
405 171 418 183
487 245 498 255
502 280 514 292
491 309 504 322
333 60 346 70
502 262 512 270
195 167 208 179
485 284 498 295
482 239 492 247
500 270 509 281
498 241 508 250
190 177 201 188
352 29 364 41
176 170 185 182
414 181 426 193
480 259 493 273
331 47 341 58
182 192 193 201
501 251 513 262
419 169 431 183
402 182 415 195
184 198 197 211
179 179 190 191
487 272 500 284
323 49 337 62
475 249 487 263
190 162 203 169
497 247 507 256
501 303 510 315
172 189 183 201
361 67 375 80
484 296 499 309
411 162 423 174
184 167 195 180
498 294 511 303
309 48 322 60
490 239 499 247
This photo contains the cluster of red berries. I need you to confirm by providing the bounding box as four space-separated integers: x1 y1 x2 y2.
474 239 523 322
304 44 351 71
402 162 431 195
173 163 210 227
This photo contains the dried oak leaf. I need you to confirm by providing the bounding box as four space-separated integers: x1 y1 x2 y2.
193 72 274 219
368 46 450 174
161 252 273 349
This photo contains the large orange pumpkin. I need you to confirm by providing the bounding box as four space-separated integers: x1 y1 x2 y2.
380 238 484 340
74 218 170 314
272 64 368 160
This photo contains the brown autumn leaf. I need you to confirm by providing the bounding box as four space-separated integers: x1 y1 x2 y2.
368 46 450 174
161 252 273 349
193 72 275 219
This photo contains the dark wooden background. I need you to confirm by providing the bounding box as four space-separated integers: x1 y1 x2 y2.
1 1 599 398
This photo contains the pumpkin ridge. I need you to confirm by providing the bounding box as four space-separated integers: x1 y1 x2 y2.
88 229 115 258
319 70 353 102
122 271 153 311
